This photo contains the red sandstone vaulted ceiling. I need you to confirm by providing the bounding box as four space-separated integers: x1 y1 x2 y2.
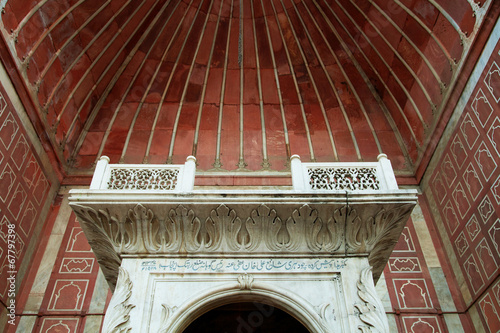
0 0 494 180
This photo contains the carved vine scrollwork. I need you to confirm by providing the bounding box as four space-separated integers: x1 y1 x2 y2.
102 267 136 333
355 267 389 333
108 168 179 190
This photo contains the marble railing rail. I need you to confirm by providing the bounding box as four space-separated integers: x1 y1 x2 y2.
89 153 397 193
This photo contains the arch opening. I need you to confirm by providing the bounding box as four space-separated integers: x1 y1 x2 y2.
183 302 311 333
165 283 329 333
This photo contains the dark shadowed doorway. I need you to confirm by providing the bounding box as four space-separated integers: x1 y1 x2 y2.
183 302 311 333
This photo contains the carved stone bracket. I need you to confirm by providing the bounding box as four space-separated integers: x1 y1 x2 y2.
344 203 416 280
72 206 122 291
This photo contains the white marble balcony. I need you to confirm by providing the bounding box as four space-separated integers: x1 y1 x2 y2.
69 154 417 332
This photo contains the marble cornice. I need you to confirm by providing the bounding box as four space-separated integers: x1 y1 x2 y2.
69 189 416 291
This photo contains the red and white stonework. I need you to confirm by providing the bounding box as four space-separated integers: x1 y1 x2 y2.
427 29 500 333
0 1 500 332
0 83 51 302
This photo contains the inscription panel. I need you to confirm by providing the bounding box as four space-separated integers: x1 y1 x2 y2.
139 258 349 273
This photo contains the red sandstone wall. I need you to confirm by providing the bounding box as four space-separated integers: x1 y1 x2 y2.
0 81 55 331
384 217 453 332
425 35 500 332
31 213 110 332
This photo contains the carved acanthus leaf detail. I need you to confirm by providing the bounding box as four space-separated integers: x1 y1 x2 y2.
102 267 136 333
249 205 284 251
342 206 363 251
366 204 415 282
237 217 252 250
126 204 154 252
206 204 237 250
72 205 122 291
320 213 342 252
286 205 321 251
355 267 389 333
168 205 201 252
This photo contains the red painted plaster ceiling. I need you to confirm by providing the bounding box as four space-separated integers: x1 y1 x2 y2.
0 0 493 179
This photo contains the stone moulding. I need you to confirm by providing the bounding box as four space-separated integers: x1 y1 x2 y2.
69 190 416 291
151 272 340 333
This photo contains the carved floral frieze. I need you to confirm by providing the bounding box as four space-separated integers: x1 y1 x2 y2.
72 203 413 256
71 200 414 289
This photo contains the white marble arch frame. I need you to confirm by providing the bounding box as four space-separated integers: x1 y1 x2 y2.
163 283 331 333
